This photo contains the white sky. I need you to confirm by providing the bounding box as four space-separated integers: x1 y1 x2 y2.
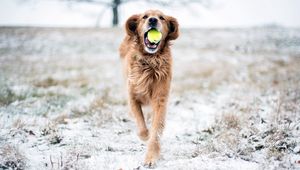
0 0 299 28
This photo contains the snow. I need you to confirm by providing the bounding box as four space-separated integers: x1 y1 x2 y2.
0 27 300 169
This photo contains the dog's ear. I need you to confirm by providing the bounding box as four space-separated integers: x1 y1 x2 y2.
125 14 140 36
167 16 179 40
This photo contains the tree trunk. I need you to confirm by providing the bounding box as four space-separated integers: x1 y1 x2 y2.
112 0 120 27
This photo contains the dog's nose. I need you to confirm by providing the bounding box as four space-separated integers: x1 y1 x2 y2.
149 17 158 27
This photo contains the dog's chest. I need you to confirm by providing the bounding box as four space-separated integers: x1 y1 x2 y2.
128 55 170 94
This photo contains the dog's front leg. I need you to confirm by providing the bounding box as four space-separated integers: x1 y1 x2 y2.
144 84 169 167
128 91 149 141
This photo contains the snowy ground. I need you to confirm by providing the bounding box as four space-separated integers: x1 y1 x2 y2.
0 26 300 170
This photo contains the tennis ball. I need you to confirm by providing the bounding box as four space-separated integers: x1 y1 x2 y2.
147 29 162 43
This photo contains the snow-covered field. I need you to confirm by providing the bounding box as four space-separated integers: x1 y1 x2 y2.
0 26 300 170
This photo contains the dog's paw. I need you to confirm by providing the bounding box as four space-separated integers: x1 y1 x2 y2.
143 159 156 169
138 129 149 141
143 145 160 168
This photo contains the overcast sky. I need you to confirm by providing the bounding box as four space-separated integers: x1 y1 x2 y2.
0 0 299 28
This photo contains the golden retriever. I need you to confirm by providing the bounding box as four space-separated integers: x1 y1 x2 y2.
119 9 179 167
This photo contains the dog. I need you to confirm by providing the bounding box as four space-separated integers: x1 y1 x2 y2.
119 10 179 167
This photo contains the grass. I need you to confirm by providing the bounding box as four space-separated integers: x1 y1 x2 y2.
0 83 27 106
0 144 26 170
0 27 299 169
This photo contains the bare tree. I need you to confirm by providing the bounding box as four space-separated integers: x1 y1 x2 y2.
65 0 212 27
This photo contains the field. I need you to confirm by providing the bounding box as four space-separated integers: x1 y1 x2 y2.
0 26 300 169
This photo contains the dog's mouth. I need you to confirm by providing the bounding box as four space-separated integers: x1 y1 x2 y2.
144 28 161 53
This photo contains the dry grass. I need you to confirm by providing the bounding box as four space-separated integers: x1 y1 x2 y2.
0 83 27 106
53 113 69 125
221 113 241 130
191 59 300 167
12 118 26 129
33 75 89 88
0 144 26 170
41 123 63 145
194 89 300 168
1 27 299 169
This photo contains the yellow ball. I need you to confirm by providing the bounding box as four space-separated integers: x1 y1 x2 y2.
147 29 162 43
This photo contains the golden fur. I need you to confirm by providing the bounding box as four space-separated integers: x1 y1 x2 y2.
119 10 179 167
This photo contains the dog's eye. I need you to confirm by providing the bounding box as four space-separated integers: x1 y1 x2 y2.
142 15 148 19
159 16 165 20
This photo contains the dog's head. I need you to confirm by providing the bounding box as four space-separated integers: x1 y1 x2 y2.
125 10 179 54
